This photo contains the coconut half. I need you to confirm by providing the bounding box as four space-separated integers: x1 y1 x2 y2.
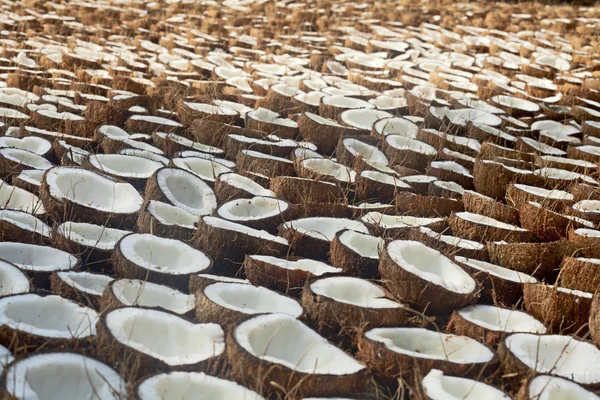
50 271 113 309
0 259 30 296
137 371 265 400
450 211 531 243
0 209 50 244
519 375 600 400
0 179 45 215
422 369 510 400
3 352 126 400
85 154 163 189
330 229 383 278
217 196 290 232
215 172 275 203
54 221 130 264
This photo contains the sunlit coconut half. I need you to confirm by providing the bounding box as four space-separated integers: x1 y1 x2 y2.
215 172 275 203
410 226 487 260
0 293 97 350
126 114 184 134
0 148 53 177
336 137 389 171
360 212 444 239
0 209 50 244
3 352 126 400
112 233 212 291
449 211 531 243
270 176 345 204
84 154 162 189
193 216 288 274
339 109 392 133
357 327 497 383
383 135 437 171
0 259 30 296
297 158 357 186
195 282 303 326
422 369 510 400
0 242 78 287
330 229 383 278
518 375 600 400
447 305 546 347
506 183 573 211
302 276 407 344
98 307 225 375
500 333 600 387
297 111 361 153
137 200 197 241
171 156 233 185
53 221 130 265
101 279 195 316
145 167 217 217
136 371 265 400
380 240 478 312
41 167 143 228
279 217 369 260
244 255 341 295
491 95 540 117
245 108 298 139
217 196 290 232
227 313 371 399
50 271 113 309
177 102 238 127
0 179 45 215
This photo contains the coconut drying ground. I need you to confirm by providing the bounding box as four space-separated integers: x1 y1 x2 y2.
3 0 600 399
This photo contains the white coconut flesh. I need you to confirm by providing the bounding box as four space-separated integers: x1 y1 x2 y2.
0 209 50 237
110 279 195 315
195 274 250 285
58 221 130 251
454 256 537 284
88 154 162 178
512 184 573 201
97 125 129 139
247 108 297 128
338 230 383 259
455 212 527 231
105 307 224 366
172 157 233 183
155 168 217 217
366 327 494 363
218 173 274 197
458 305 546 334
177 152 235 169
0 148 53 170
205 282 302 317
471 123 516 142
492 95 540 112
218 197 288 222
137 371 265 400
321 95 374 110
535 168 598 185
282 218 369 241
311 277 402 309
433 180 465 194
340 109 393 131
249 255 341 275
527 375 600 400
359 170 412 189
146 201 197 228
504 333 600 385
129 115 183 128
155 132 223 155
213 100 253 118
36 109 84 121
430 161 473 177
45 167 143 213
5 352 126 400
304 111 343 127
0 260 30 295
119 233 211 275
422 369 510 400
419 227 484 250
342 138 389 166
235 313 365 374
56 271 113 296
385 135 437 155
573 200 600 213
203 216 288 245
445 108 502 127
373 117 419 138
0 242 77 272
387 240 476 294
519 137 566 156
301 159 357 183
0 136 51 155
0 294 97 338
120 149 169 165
400 175 437 185
573 228 600 238
15 169 45 187
362 212 443 229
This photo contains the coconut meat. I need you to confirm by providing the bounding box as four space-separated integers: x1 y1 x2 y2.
172 157 234 183
340 109 393 131
385 135 437 155
0 148 53 170
513 184 573 201
338 230 383 259
249 255 341 275
366 327 494 363
219 173 275 197
156 168 217 216
5 353 125 400
301 158 357 183
310 277 402 308
0 136 51 155
111 279 195 315
422 369 510 400
205 282 302 317
0 209 50 237
282 217 369 241
56 271 113 296
235 313 365 374
0 260 30 296
342 138 389 166
387 241 476 294
203 216 288 245
106 307 224 366
362 212 443 229
419 227 484 250
458 305 546 334
0 242 78 272
147 201 197 228
58 221 130 251
527 375 599 400
218 197 288 221
455 212 527 231
119 234 211 275
0 294 97 338
455 256 537 284
373 117 419 138
88 154 162 178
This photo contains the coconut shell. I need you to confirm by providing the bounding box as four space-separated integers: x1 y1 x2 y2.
462 191 520 225
50 229 113 273
382 140 435 172
446 310 515 347
568 228 600 258
301 279 409 348
269 176 346 204
223 134 295 160
298 112 363 154
518 201 589 242
190 119 265 148
497 336 540 389
0 216 50 245
236 150 295 178
506 183 573 212
449 213 533 243
188 274 249 295
277 224 331 261
394 192 464 217
408 228 488 261
335 135 384 172
564 204 600 225
473 159 541 200
245 114 298 140
290 202 351 219
49 272 104 310
177 101 238 127
590 289 600 346
354 173 406 204
523 283 591 336
378 246 478 314
425 164 473 190
479 142 533 163
330 230 380 279
11 173 40 195
136 203 195 242
487 239 577 282
570 183 600 202
558 256 600 293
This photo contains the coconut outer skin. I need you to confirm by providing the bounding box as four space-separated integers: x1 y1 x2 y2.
473 159 539 200
301 280 408 348
214 178 256 203
394 192 464 217
449 213 533 243
559 256 600 293
330 230 380 279
270 176 346 204
425 164 473 191
236 150 295 179
136 205 195 242
50 230 112 273
0 217 50 246
523 283 591 336
191 119 257 150
245 114 298 140
497 336 539 389
568 229 600 258
505 183 573 212
94 307 225 381
518 202 587 242
487 239 577 282
243 255 321 296
81 156 148 191
335 136 384 173
226 319 375 399
278 224 331 261
49 272 103 310
356 332 498 387
570 183 600 202
408 228 488 261
590 289 600 346
378 245 478 314
354 174 402 204
462 191 520 225
446 310 508 347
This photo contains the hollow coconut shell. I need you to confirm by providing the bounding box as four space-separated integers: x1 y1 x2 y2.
462 190 520 225
449 212 533 243
518 201 592 242
269 176 346 204
473 159 541 200
505 183 574 212
394 192 464 217
298 112 363 154
568 228 600 258
330 230 380 279
236 150 295 179
49 272 107 310
188 274 250 295
523 283 592 336
558 256 600 293
0 211 50 245
277 224 332 261
407 228 488 261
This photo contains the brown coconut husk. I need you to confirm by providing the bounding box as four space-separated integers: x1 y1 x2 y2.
330 229 380 279
236 150 295 178
523 283 591 336
136 202 196 242
590 288 600 346
355 172 411 204
506 183 574 212
473 159 542 200
449 213 533 243
49 271 106 309
297 112 364 154
245 113 298 140
570 183 600 202
567 228 600 258
462 191 520 225
394 192 464 217
0 212 50 245
558 256 600 293
425 163 473 190
190 119 266 148
478 142 533 163
269 176 346 204
408 228 488 261
518 201 591 242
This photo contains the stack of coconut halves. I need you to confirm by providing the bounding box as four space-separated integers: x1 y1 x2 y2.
2 0 600 399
